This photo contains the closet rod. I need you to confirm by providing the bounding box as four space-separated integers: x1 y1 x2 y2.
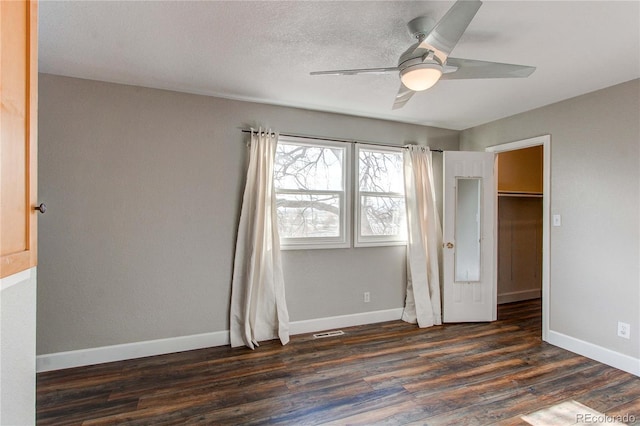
239 129 443 153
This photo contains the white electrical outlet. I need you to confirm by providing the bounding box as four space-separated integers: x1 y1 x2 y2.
617 321 630 339
363 292 370 303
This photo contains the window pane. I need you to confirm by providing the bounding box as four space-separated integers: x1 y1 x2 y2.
276 193 341 238
360 195 406 237
359 150 404 193
274 143 344 191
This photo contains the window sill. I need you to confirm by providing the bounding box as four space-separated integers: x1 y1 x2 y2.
354 240 408 248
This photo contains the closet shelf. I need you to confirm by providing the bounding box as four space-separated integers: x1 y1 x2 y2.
498 191 543 198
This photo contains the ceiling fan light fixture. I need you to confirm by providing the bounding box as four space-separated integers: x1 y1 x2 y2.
400 63 443 91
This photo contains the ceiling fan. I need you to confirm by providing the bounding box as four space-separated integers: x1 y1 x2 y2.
310 0 535 109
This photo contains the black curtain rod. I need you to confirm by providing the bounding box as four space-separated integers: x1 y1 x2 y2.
240 129 443 153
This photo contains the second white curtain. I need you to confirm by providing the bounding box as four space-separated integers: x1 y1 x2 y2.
402 145 443 327
230 128 290 349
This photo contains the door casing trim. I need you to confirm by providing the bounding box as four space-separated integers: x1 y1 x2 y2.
486 135 551 342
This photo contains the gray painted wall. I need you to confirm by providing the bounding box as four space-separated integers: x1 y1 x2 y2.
37 74 458 354
461 79 640 359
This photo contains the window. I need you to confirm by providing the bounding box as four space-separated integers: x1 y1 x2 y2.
355 145 407 246
272 137 406 249
273 137 350 249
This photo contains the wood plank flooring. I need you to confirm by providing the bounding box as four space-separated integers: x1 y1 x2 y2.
36 299 640 425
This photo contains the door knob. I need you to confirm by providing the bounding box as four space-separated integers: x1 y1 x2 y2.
33 203 46 214
445 242 454 249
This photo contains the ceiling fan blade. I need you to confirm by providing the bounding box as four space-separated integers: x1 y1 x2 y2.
392 83 415 110
421 0 482 57
310 67 398 76
441 58 536 80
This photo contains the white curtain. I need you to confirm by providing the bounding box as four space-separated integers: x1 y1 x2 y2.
402 145 443 327
230 128 290 349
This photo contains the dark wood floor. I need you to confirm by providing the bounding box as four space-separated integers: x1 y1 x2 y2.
37 299 640 425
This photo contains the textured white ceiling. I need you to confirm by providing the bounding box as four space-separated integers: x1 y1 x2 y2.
39 1 640 130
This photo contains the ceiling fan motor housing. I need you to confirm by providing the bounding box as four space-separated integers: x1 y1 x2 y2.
407 16 436 39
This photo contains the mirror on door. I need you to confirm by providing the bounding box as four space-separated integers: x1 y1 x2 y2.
455 177 482 282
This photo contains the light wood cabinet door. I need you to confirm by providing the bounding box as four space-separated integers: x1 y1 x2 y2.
1 0 38 279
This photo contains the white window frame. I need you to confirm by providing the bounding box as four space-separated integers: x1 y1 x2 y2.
274 136 351 250
354 144 407 247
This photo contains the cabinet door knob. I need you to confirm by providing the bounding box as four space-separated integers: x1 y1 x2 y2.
34 203 46 214
445 242 454 249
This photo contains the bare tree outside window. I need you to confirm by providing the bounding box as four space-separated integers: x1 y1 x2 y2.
357 147 407 245
274 141 346 242
272 138 404 248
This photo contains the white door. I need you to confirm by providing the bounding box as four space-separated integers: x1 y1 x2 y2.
442 151 496 322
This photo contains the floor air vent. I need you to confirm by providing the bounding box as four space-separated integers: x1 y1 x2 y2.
313 330 344 339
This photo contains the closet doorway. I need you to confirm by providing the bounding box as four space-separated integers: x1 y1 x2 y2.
487 135 551 340
496 146 543 304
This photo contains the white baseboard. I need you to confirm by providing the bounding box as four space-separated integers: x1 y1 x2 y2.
547 330 640 377
36 307 404 372
36 330 230 373
289 308 403 335
497 289 541 304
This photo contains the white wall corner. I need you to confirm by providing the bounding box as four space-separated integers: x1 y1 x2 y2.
0 280 2 426
37 307 404 372
0 267 37 426
0 268 32 292
547 330 640 377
